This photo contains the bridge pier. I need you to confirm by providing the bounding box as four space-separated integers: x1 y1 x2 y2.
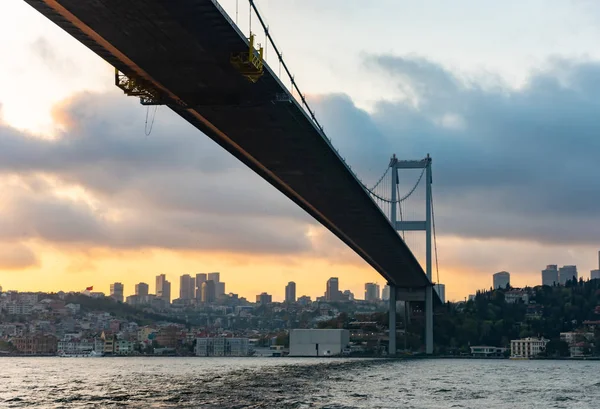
388 283 396 356
425 286 433 354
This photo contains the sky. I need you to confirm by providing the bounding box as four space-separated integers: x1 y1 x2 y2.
1 0 600 302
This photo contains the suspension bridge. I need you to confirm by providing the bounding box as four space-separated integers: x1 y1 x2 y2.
23 0 441 354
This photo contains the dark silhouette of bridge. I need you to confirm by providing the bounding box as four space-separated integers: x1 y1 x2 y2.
23 0 437 353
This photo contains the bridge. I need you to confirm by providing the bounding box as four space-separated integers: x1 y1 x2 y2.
23 0 438 354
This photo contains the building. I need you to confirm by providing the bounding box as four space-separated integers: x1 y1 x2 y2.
179 274 195 300
364 283 380 302
381 285 390 301
297 295 312 306
216 282 226 298
342 290 354 301
505 290 529 304
201 280 216 303
156 326 181 348
12 334 58 355
256 292 272 304
542 265 559 286
285 282 296 303
110 282 124 303
510 337 549 358
195 273 207 300
326 277 343 302
560 331 594 346
195 337 249 357
559 265 578 285
591 270 600 280
208 272 220 283
470 346 507 357
156 274 171 304
493 271 510 289
135 282 149 296
434 283 446 303
290 329 350 356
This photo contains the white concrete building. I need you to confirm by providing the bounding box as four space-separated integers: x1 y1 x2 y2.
510 337 549 358
289 329 350 356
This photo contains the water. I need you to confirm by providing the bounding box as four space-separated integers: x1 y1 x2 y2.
1 357 599 408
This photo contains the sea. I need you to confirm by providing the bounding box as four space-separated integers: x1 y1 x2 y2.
1 357 599 408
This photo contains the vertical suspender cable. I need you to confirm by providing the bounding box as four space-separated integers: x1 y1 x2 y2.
432 187 440 286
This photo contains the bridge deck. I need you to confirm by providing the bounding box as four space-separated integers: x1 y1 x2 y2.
24 0 430 288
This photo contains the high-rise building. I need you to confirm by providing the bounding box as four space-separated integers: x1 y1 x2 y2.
156 274 172 304
256 292 272 304
559 265 578 285
179 274 195 300
110 282 124 303
365 283 379 302
195 273 207 300
591 270 600 280
542 265 559 286
216 282 226 298
201 280 216 303
285 282 296 303
435 283 446 303
493 271 510 289
135 282 149 296
326 277 342 301
382 285 390 301
208 272 220 283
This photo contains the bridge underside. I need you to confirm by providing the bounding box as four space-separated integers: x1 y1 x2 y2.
24 0 431 289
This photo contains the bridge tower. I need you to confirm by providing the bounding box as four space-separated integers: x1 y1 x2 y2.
388 154 434 355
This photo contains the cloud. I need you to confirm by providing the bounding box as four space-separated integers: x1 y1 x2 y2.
311 55 600 247
0 243 39 270
0 92 317 255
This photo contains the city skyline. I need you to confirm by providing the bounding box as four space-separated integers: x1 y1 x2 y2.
3 1 600 301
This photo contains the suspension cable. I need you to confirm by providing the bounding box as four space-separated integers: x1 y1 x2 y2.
363 166 426 204
431 185 440 286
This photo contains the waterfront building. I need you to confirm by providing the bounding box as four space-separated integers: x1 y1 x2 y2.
156 274 171 304
559 265 578 285
12 334 58 355
542 265 559 286
201 280 216 303
469 346 507 357
179 274 195 300
114 340 135 355
434 284 446 303
57 337 94 356
285 282 296 303
156 326 182 348
256 292 272 304
195 337 250 357
510 337 549 358
493 271 510 289
364 283 380 302
290 329 350 357
110 283 124 303
135 282 149 296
